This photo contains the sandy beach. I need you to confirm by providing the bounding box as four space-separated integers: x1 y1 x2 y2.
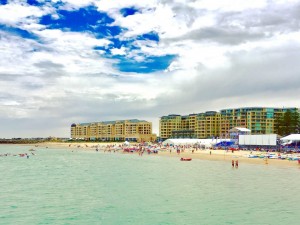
16 141 300 168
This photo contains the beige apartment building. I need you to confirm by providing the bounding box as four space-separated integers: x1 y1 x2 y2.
71 119 156 142
160 107 298 140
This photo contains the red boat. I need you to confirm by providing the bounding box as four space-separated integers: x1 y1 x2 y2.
180 158 192 161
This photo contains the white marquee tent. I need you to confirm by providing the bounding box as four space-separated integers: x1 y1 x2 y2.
281 134 300 142
162 138 230 148
239 134 277 146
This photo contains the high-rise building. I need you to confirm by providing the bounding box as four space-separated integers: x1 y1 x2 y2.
159 107 298 140
71 119 156 142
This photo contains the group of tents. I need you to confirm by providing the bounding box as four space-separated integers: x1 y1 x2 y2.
161 138 232 148
160 134 300 149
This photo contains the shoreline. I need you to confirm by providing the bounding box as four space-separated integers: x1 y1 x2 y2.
3 142 300 168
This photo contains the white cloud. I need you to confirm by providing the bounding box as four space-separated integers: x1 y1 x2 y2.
110 46 126 55
95 0 157 12
59 0 95 7
55 0 96 10
190 0 268 11
0 1 52 25
110 4 190 39
1 0 300 137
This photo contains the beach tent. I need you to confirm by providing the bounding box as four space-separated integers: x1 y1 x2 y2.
124 141 130 146
281 134 300 142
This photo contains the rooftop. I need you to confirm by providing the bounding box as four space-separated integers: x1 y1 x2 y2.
72 119 148 126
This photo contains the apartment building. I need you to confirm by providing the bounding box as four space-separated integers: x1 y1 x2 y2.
219 107 298 135
159 107 298 140
159 114 182 139
71 119 156 142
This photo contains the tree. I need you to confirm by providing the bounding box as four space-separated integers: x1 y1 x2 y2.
290 111 300 133
275 110 300 136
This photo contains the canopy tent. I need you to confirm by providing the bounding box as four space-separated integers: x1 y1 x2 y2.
281 134 300 142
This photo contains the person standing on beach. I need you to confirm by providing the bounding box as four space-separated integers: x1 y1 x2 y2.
265 157 268 164
210 150 211 155
235 160 239 168
232 160 234 167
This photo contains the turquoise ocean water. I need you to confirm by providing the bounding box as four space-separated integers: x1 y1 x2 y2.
0 144 299 225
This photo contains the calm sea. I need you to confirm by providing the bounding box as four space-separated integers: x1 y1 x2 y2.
0 144 299 225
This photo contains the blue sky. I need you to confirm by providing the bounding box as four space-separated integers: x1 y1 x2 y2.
1 0 300 137
1 1 175 73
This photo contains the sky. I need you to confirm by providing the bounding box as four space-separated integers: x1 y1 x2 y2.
1 0 300 138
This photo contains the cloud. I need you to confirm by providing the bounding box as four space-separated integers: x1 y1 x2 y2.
0 1 52 25
170 27 267 45
0 0 300 138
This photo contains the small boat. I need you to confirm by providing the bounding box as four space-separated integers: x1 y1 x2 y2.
180 158 192 161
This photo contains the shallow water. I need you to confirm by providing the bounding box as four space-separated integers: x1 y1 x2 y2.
0 145 299 225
